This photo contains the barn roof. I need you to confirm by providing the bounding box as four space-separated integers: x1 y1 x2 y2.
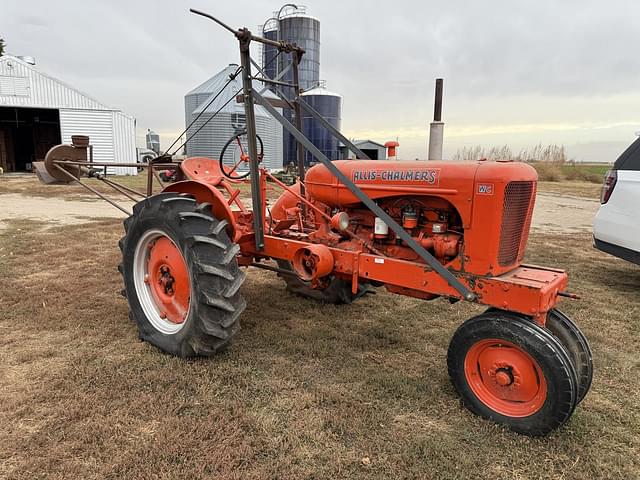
0 55 119 111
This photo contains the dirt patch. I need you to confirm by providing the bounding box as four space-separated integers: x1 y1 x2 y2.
532 193 599 233
0 193 127 230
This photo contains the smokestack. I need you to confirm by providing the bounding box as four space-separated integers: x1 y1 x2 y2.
428 78 444 160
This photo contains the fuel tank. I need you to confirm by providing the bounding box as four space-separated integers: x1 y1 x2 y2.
304 160 536 208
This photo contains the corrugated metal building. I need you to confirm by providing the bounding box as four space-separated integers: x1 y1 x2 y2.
340 140 387 160
0 55 136 174
184 64 283 171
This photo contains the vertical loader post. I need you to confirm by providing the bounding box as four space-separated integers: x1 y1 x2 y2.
292 51 306 194
237 29 265 250
188 9 474 301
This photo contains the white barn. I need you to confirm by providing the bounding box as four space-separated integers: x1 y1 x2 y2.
0 55 136 174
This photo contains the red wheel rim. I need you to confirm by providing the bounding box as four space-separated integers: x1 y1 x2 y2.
464 339 547 417
146 236 190 324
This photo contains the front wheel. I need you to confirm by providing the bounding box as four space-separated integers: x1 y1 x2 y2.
119 193 246 357
447 310 579 436
545 309 593 404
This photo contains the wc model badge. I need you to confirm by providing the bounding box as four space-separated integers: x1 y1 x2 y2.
477 183 494 195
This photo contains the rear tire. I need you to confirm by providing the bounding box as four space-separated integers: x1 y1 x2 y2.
447 310 578 436
119 193 246 357
276 259 370 304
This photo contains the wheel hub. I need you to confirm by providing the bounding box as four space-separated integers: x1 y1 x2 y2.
145 236 190 325
158 265 176 295
464 339 547 417
494 368 513 387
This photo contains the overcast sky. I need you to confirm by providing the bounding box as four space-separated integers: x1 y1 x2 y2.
3 0 640 161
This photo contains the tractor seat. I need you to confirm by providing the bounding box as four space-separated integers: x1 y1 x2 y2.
180 157 242 186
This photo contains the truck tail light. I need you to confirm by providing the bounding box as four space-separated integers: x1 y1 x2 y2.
600 170 617 204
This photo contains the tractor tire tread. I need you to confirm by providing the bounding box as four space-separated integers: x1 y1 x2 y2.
195 202 213 213
210 219 229 236
189 235 228 250
545 309 593 404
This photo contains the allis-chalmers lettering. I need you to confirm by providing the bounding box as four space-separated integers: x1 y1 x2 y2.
352 168 440 185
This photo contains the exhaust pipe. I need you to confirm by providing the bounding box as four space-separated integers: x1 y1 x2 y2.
428 78 444 161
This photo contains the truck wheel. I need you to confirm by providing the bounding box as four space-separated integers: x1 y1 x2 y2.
447 310 578 436
275 259 370 304
545 309 593 404
119 193 246 357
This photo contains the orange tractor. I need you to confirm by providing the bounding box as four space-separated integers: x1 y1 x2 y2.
38 10 591 436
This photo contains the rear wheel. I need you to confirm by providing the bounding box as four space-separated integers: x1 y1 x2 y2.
447 310 578 436
275 259 370 304
119 193 246 357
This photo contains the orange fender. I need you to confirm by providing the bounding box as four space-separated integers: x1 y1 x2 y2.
163 180 239 241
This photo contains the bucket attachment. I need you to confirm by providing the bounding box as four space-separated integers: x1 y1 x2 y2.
39 135 91 184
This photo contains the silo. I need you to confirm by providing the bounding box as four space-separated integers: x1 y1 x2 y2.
301 85 342 163
261 19 279 89
184 64 240 134
262 6 321 166
278 12 320 91
146 129 160 154
281 11 320 166
184 64 283 171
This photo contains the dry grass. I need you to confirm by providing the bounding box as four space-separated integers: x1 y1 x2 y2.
533 163 564 182
452 144 569 163
533 164 607 184
1 208 640 478
451 144 608 185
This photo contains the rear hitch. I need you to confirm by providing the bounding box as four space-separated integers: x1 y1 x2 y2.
558 291 581 300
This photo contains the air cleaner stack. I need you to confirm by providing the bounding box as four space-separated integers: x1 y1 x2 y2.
428 78 444 160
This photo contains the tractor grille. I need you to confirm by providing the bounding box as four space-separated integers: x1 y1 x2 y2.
498 181 536 266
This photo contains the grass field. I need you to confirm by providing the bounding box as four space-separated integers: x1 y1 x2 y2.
1 191 639 478
560 164 610 177
532 163 609 184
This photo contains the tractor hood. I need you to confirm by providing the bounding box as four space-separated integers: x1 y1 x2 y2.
304 160 536 208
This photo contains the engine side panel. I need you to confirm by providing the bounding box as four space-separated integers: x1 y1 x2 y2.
301 160 537 276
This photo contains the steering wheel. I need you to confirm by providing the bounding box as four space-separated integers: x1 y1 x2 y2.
219 130 264 180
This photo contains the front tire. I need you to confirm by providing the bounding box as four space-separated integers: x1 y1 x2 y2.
119 193 246 357
545 309 593 404
447 310 579 436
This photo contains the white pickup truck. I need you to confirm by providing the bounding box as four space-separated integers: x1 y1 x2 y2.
593 137 640 264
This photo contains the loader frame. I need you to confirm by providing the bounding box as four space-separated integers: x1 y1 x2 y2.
191 11 567 324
